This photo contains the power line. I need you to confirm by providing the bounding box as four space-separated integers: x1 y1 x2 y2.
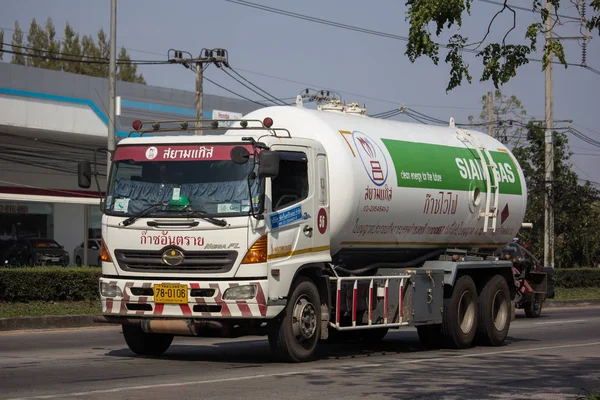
201 72 268 107
0 25 167 58
3 42 164 64
2 43 169 65
222 0 477 53
568 128 600 148
220 67 288 106
226 67 289 105
223 0 600 76
1 47 169 65
474 0 581 20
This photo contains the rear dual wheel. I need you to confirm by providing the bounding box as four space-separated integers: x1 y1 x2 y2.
417 275 479 349
476 274 511 346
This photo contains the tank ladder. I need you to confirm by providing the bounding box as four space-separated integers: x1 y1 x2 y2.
456 129 500 233
330 274 411 331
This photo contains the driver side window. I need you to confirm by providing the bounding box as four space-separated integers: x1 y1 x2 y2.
271 151 309 211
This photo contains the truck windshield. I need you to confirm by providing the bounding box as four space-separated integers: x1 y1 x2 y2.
104 143 263 217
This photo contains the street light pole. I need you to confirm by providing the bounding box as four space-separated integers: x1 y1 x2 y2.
108 0 117 168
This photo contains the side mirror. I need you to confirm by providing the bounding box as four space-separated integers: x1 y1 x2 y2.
258 150 280 178
78 161 92 189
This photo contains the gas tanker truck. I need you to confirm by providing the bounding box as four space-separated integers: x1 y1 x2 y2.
79 100 528 362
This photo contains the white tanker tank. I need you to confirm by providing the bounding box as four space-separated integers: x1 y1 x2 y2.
228 105 527 268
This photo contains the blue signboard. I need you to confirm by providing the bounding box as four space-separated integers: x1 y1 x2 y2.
269 205 303 229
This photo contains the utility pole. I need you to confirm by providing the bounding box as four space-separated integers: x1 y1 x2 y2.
487 91 494 138
108 0 117 168
544 0 555 269
195 61 203 133
169 48 229 135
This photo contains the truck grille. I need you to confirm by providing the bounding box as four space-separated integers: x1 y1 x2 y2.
114 249 238 273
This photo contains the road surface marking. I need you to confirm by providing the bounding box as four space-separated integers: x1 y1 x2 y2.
7 341 600 400
533 319 587 325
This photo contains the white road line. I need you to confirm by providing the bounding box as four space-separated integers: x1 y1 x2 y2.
7 341 600 400
533 319 587 325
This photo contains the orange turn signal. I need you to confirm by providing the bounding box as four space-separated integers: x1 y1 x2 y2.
100 238 112 262
242 235 268 264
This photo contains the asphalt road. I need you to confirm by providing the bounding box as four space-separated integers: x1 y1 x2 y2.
1 307 599 400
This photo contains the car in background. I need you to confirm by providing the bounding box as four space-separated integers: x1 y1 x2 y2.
500 242 555 318
73 239 101 266
0 238 70 267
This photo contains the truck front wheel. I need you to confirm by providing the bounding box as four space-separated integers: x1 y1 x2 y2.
268 277 321 362
476 274 511 346
441 275 479 349
122 324 174 356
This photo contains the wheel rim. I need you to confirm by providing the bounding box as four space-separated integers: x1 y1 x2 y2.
291 295 317 342
492 289 508 331
458 290 476 335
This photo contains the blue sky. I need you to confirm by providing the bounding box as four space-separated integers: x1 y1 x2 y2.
2 0 599 182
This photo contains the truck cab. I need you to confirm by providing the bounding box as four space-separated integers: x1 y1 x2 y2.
78 119 335 361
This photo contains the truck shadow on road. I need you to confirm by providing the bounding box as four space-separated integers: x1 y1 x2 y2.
295 353 600 399
104 330 538 365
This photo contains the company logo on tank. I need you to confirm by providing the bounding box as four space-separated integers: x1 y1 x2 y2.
352 131 389 186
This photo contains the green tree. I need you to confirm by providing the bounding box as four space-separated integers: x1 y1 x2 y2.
96 28 109 77
468 89 530 146
405 1 599 91
116 46 146 84
512 124 600 267
8 18 146 84
26 18 49 68
80 33 102 77
45 18 61 71
11 21 25 65
61 22 82 74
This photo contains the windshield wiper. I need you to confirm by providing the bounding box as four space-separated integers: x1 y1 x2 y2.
121 202 169 226
184 209 228 227
121 203 228 228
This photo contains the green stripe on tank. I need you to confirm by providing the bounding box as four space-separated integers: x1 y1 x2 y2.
380 139 522 195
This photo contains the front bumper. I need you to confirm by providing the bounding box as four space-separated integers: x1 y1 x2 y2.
99 277 279 319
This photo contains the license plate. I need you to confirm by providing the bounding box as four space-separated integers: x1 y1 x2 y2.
51 258 59 262
153 284 188 304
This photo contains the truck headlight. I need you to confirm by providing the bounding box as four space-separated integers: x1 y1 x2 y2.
223 284 257 300
100 282 123 298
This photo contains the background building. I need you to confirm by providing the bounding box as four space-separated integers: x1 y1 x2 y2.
0 62 259 264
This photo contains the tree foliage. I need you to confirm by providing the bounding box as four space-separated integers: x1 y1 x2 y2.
469 89 529 146
510 123 600 267
405 1 597 91
11 21 25 65
6 18 145 84
471 90 600 267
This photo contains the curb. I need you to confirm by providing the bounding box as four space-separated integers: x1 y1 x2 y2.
1 300 600 332
544 298 600 308
0 315 99 332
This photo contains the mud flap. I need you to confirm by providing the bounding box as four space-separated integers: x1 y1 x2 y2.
511 300 516 321
320 303 329 340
